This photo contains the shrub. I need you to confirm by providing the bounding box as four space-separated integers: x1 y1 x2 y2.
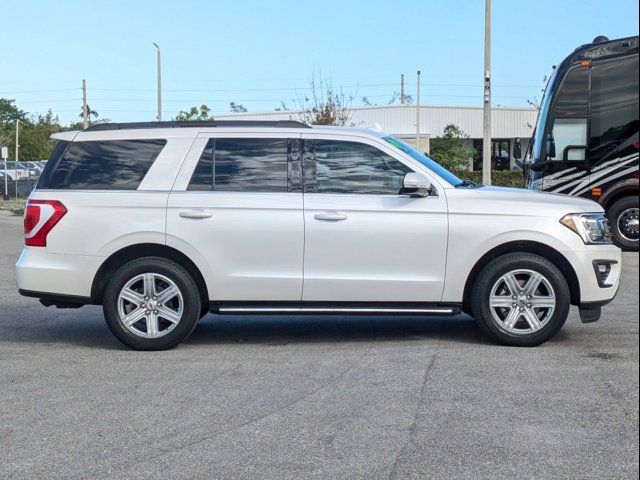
467 170 526 188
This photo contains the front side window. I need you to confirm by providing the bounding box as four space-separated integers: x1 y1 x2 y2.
46 139 166 190
188 138 288 192
308 140 412 195
550 66 589 161
382 136 462 186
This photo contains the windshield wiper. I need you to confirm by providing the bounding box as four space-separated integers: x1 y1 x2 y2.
455 179 477 188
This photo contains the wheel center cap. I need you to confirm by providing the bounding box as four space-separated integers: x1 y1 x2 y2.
146 300 158 310
516 296 528 308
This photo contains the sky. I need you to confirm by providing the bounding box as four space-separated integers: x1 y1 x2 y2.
1 0 638 124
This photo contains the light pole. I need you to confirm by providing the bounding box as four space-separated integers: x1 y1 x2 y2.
482 0 492 185
153 42 162 122
416 70 421 151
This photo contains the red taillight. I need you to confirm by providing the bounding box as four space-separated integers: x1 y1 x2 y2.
24 200 67 247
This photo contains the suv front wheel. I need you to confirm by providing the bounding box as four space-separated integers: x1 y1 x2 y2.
471 253 571 347
103 257 201 350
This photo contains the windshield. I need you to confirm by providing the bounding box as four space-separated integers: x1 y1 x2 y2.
382 136 463 186
531 70 558 162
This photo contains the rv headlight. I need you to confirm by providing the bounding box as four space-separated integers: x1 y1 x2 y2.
560 213 613 245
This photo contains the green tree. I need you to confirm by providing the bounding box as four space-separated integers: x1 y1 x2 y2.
17 111 63 160
0 99 28 153
430 124 476 174
175 104 214 121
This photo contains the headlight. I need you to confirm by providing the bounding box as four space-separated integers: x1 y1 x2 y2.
560 213 613 245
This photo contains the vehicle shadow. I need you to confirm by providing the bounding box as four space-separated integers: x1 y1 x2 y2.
0 312 493 350
190 314 490 347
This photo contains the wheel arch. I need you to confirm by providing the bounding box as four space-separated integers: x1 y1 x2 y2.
599 178 639 210
462 240 581 313
91 243 209 307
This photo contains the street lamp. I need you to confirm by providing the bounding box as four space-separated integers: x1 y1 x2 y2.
153 42 162 121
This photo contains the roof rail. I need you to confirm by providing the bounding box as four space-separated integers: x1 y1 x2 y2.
84 120 311 131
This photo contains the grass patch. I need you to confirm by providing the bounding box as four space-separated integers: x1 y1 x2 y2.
0 200 25 216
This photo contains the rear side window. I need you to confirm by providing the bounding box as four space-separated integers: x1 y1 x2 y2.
188 138 288 192
44 139 166 190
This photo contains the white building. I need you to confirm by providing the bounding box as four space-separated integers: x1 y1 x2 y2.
215 104 539 170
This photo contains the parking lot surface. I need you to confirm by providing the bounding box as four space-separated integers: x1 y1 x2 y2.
0 211 638 479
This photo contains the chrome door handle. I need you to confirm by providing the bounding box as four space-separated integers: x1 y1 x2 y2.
314 212 347 221
179 210 212 219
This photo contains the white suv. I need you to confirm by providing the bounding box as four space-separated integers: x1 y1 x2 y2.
15 121 622 350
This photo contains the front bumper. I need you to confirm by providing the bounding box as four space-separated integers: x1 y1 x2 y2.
564 244 622 306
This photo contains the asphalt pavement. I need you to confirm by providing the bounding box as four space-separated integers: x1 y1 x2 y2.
0 211 638 479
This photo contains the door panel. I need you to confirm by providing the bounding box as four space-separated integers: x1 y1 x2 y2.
167 192 303 301
301 135 448 302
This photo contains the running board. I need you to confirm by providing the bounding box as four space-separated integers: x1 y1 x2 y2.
211 303 461 316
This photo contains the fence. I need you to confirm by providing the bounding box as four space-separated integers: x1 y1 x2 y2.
2 179 38 199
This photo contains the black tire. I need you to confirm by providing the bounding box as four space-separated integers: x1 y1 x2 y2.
607 196 639 251
471 253 571 347
103 257 201 350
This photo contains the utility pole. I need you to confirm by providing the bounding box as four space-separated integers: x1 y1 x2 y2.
400 74 405 104
482 0 492 185
14 119 19 199
82 79 89 129
153 43 162 121
416 70 421 151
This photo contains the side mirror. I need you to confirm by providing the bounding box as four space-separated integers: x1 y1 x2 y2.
513 138 522 160
562 145 591 170
401 172 432 197
546 133 556 159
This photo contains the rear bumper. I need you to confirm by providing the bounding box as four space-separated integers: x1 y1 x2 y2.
15 247 103 299
18 289 91 307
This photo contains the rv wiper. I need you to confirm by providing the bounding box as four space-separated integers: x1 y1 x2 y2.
455 179 477 188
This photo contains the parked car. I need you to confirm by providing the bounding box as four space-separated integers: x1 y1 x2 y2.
23 161 44 176
16 121 622 350
1 161 30 181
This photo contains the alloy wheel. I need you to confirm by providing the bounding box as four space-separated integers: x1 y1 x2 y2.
488 269 556 335
117 273 184 338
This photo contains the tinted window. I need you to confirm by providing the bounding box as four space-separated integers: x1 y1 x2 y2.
550 67 590 161
188 140 214 191
590 55 639 158
37 140 69 189
188 138 288 192
46 139 165 190
554 67 589 118
312 140 411 194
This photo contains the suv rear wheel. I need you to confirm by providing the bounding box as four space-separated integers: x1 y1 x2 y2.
103 257 201 350
471 253 571 347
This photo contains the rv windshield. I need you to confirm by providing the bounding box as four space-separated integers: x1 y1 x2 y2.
531 70 558 162
382 136 463 186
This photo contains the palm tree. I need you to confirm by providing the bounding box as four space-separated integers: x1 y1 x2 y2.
79 104 99 121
